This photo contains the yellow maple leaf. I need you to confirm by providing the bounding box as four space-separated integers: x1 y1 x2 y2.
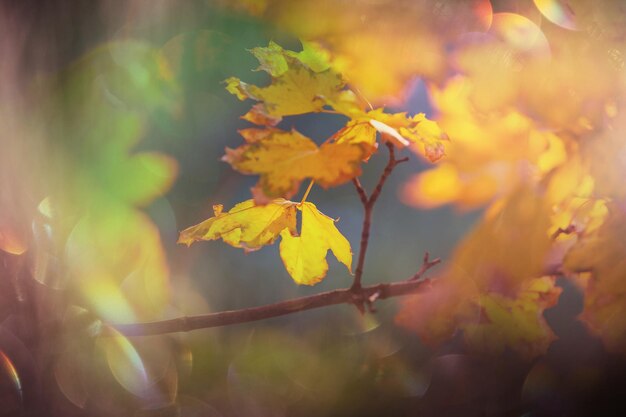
249 41 290 76
225 42 345 124
279 202 352 285
250 40 331 76
177 198 297 251
179 199 352 285
224 128 365 198
399 114 448 162
332 109 448 161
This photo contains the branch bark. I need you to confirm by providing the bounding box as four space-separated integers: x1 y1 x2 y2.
105 260 582 337
109 275 436 337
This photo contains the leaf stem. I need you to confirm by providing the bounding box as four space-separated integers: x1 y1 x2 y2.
300 180 315 204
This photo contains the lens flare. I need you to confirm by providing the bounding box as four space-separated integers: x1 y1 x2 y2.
474 0 494 31
100 328 149 397
341 309 380 336
54 352 88 409
533 0 578 30
81 274 137 323
490 12 551 58
178 346 193 378
0 224 27 255
0 350 22 403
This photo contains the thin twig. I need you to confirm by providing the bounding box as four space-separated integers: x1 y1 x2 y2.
368 142 408 207
352 177 369 206
351 142 409 294
409 252 441 281
551 224 576 240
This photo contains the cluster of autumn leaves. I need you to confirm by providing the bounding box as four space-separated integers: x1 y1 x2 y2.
3 0 626 369
184 0 626 358
390 14 626 358
178 41 448 284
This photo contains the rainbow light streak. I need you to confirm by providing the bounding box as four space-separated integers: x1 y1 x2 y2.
533 0 578 30
0 350 23 403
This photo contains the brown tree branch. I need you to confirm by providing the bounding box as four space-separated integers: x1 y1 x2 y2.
351 193 373 293
105 259 590 337
109 271 438 337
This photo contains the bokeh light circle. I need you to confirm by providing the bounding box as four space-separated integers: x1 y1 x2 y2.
533 0 578 30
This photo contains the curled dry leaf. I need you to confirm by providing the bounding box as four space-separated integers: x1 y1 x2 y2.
178 199 297 251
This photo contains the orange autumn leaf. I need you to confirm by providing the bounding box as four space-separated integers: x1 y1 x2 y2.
332 109 448 161
223 128 365 198
225 41 448 163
